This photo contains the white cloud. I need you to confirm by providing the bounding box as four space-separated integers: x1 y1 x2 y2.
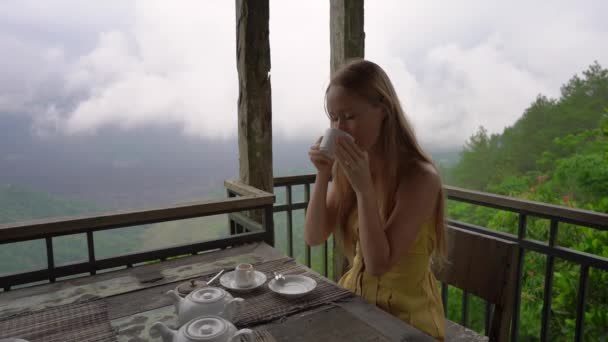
51 1 238 139
370 36 553 149
365 0 608 150
0 33 68 116
1 0 607 150
270 1 330 140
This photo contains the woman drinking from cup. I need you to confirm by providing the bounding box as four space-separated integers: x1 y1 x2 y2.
304 59 447 340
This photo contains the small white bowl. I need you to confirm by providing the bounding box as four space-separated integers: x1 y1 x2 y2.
268 274 317 299
219 270 267 293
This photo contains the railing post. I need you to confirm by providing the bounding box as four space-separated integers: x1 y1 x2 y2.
441 283 449 315
304 183 311 267
511 213 527 342
286 185 293 257
574 265 590 342
227 189 236 236
485 302 493 336
263 205 274 247
322 240 329 277
540 220 558 342
462 291 470 327
45 237 55 283
87 231 96 275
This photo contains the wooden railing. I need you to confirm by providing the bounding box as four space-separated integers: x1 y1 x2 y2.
271 174 608 342
2 173 606 341
0 180 274 290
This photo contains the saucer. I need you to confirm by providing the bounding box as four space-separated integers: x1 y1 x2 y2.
268 274 316 299
219 270 267 292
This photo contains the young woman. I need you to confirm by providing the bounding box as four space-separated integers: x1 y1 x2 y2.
304 59 447 339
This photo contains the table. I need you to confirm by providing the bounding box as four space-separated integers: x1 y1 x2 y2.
0 243 436 341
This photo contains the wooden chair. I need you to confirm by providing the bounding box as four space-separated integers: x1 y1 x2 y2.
433 226 519 342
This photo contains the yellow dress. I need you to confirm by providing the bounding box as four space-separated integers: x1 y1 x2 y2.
338 209 446 339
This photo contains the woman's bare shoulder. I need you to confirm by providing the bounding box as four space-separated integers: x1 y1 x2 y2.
398 160 441 193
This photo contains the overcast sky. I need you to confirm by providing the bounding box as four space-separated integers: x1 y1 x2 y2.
1 0 607 151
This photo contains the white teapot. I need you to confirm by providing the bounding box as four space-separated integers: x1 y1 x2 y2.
166 287 244 326
151 316 254 342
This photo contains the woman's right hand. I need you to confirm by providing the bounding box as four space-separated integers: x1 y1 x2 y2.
305 136 338 246
308 136 334 175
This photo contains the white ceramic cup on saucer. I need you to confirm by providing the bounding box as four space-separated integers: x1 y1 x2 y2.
234 263 256 288
319 128 354 159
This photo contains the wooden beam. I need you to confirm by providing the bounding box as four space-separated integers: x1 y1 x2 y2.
235 0 273 199
225 179 275 197
330 0 365 281
330 0 365 74
0 195 274 244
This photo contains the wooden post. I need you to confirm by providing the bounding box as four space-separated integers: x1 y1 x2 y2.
330 0 364 281
330 0 365 73
235 0 273 230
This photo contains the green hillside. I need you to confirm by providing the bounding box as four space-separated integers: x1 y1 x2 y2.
445 62 608 341
0 185 229 275
0 184 101 224
0 185 142 274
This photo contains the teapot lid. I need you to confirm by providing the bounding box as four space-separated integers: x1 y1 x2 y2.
176 279 207 297
189 287 227 304
185 316 230 341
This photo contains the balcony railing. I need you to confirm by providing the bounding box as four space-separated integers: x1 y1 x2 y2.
0 180 274 290
271 174 608 342
1 174 606 341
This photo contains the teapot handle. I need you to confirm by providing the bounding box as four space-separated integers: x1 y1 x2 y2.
222 297 244 320
230 328 254 342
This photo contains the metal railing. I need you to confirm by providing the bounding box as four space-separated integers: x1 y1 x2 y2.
270 174 608 342
226 175 331 277
275 175 332 277
0 180 274 291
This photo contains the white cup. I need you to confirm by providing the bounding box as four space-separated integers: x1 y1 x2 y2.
234 263 256 288
319 128 354 159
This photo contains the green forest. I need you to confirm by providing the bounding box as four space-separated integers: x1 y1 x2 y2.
1 62 606 340
442 62 608 341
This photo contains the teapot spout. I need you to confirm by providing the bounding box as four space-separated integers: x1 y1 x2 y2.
229 328 254 342
222 297 244 321
151 322 176 342
166 290 183 308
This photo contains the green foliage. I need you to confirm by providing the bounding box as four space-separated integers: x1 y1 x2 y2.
453 62 608 191
444 62 608 340
451 126 506 190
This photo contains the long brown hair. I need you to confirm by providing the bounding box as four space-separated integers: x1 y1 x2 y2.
327 59 447 265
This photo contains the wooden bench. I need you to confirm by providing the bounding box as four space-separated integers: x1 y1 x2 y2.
434 226 519 342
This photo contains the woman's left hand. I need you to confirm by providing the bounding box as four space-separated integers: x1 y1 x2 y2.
335 137 373 195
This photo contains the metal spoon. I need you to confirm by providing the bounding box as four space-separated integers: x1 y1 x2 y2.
273 271 286 284
206 269 224 285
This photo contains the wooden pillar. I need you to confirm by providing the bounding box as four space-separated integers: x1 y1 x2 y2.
235 0 273 226
330 0 365 74
330 0 364 280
